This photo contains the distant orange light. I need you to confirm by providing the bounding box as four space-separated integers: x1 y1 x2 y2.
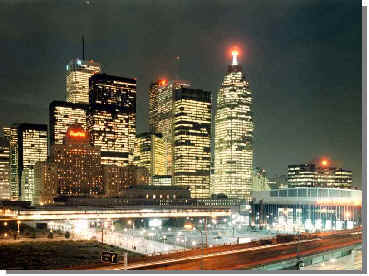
160 79 167 86
232 50 239 56
69 130 86 138
321 159 328 167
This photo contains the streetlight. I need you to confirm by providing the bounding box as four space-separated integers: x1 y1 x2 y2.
3 222 7 227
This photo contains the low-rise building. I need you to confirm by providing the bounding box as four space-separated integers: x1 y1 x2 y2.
103 165 149 197
251 187 361 232
252 167 270 191
288 161 352 189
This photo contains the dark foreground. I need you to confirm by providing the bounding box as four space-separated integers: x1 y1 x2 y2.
0 240 142 270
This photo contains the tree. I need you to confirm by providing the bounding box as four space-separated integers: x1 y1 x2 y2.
65 231 70 239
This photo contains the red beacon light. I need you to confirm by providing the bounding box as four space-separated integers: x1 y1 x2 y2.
159 79 167 86
320 159 329 167
231 50 239 56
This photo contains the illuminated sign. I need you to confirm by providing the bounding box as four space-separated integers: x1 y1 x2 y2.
68 129 86 138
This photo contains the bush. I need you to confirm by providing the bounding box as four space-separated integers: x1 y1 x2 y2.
65 232 70 239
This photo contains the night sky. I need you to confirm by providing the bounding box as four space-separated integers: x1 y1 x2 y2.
0 0 362 187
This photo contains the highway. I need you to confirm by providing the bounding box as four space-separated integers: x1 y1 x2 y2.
96 238 320 270
91 229 362 270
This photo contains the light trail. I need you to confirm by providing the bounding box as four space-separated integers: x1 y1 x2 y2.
97 238 322 270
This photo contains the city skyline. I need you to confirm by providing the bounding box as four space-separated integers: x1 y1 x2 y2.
0 0 361 187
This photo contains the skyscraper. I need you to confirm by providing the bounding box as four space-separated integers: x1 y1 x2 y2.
3 126 18 200
173 88 212 198
89 73 136 107
66 58 101 104
4 124 48 201
49 101 89 146
133 132 166 184
88 73 136 167
148 79 191 177
0 137 10 199
212 50 254 199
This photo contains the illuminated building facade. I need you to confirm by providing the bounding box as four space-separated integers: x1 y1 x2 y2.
88 74 136 167
213 50 254 199
3 126 18 200
252 188 361 232
87 105 135 167
89 73 136 107
66 58 101 104
33 161 56 205
152 175 172 186
133 132 166 184
148 80 191 177
288 163 353 189
3 124 48 201
0 137 10 199
49 101 89 146
252 168 271 191
173 88 212 198
50 124 104 198
103 165 149 197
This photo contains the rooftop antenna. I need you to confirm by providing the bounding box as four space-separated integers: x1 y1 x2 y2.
82 35 86 60
175 55 180 80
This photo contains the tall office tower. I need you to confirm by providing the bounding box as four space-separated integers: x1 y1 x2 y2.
133 132 166 184
88 74 136 167
212 50 254 199
4 124 48 201
89 73 136 107
0 137 10 199
66 58 101 104
173 88 212 198
3 126 18 200
148 79 191 177
49 101 89 146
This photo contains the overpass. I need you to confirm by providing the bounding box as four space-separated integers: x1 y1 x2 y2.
0 205 231 221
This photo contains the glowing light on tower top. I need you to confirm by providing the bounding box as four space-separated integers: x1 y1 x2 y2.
232 50 239 65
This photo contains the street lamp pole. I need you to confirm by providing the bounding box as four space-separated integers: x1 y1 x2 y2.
204 217 208 247
101 220 104 245
17 221 21 235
